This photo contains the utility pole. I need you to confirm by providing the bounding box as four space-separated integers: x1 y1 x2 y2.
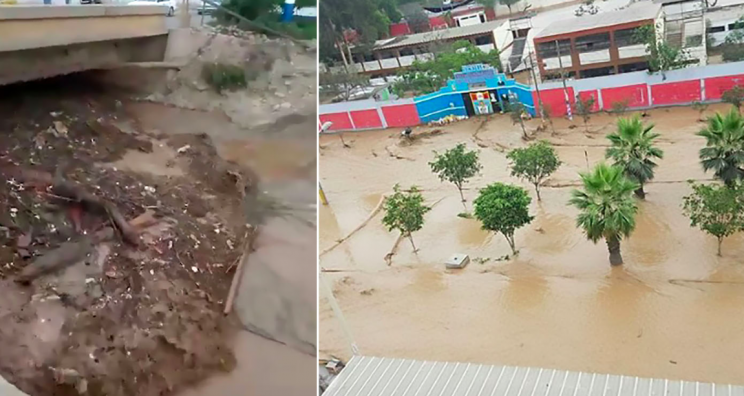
555 39 573 121
319 182 329 205
320 271 360 357
526 42 544 121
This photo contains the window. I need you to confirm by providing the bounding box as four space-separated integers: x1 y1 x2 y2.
728 21 744 30
707 25 726 33
474 35 493 45
618 62 648 73
537 39 571 59
575 33 611 53
399 48 414 57
686 35 703 47
614 28 643 47
580 66 614 78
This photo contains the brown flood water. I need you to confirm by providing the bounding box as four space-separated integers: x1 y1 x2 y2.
319 104 744 385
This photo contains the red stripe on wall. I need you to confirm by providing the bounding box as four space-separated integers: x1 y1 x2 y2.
349 109 384 129
578 90 600 112
535 87 575 117
600 84 648 111
704 74 744 100
651 80 701 106
319 112 354 131
381 104 420 127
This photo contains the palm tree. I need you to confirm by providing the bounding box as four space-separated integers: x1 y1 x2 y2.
605 116 664 199
698 108 744 188
569 163 639 266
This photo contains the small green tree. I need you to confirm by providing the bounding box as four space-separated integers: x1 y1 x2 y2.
569 163 639 265
722 86 744 112
605 116 664 199
692 101 709 122
506 141 562 201
508 101 529 139
473 183 534 255
722 17 744 62
611 99 630 117
634 24 692 77
574 94 596 133
429 143 483 208
682 182 744 256
382 185 431 252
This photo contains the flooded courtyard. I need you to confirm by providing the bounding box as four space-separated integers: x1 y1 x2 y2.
319 103 744 385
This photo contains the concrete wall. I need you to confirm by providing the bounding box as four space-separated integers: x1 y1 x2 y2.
0 5 168 85
535 60 744 115
0 6 167 52
0 34 168 85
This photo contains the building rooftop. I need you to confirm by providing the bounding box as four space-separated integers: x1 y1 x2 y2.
534 2 661 40
374 19 505 50
324 355 744 396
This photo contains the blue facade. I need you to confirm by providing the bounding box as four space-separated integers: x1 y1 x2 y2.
413 64 537 122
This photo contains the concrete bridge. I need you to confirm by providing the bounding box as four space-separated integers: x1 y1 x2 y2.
0 4 172 85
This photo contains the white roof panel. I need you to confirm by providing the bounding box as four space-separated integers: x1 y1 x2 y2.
324 356 744 396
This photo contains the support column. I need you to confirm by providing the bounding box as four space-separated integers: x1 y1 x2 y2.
569 38 581 77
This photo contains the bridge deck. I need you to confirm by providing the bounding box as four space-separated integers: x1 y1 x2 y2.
325 356 744 396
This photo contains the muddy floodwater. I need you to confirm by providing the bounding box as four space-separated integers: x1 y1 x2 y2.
319 103 744 385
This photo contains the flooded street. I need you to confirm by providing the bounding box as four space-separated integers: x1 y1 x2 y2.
319 103 744 385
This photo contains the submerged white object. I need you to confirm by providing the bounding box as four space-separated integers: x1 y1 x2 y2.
445 253 469 269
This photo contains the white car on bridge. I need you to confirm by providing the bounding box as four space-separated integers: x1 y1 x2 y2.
127 0 177 16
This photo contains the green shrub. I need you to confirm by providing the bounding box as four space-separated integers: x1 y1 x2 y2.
202 62 248 93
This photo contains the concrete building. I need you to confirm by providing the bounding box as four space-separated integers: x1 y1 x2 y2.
705 2 744 47
656 0 707 65
533 2 663 80
341 20 512 78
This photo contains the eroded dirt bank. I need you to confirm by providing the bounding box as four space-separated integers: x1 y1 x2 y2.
0 26 317 396
319 103 744 385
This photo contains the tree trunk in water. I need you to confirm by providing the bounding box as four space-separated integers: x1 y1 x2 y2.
520 120 527 139
717 237 723 257
634 185 646 199
534 184 542 201
458 186 467 209
606 236 623 265
339 133 349 147
408 234 418 252
504 233 517 255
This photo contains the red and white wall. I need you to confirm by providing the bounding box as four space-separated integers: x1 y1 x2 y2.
319 98 421 132
535 61 744 118
320 61 744 132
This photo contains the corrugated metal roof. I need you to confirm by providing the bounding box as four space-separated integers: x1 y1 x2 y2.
534 2 662 39
323 356 744 396
374 20 505 50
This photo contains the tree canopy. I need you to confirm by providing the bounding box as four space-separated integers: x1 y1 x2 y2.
429 143 482 208
506 141 561 202
722 86 744 111
682 182 744 256
634 24 692 74
697 108 744 188
569 163 639 265
382 185 431 251
473 183 533 255
319 0 401 62
605 116 664 199
392 41 502 96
